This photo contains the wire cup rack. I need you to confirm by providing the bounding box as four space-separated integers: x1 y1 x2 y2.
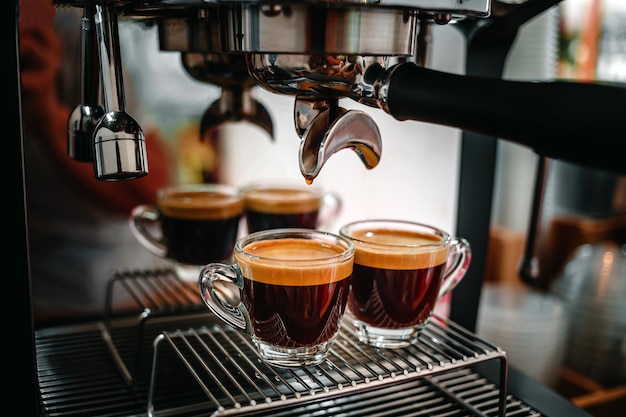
102 269 510 417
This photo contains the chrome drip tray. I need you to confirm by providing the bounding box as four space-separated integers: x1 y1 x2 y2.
35 269 531 417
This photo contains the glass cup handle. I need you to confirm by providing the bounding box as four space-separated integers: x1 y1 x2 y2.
129 205 167 257
318 192 343 230
438 237 472 299
199 263 252 334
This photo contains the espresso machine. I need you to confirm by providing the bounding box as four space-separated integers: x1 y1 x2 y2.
11 0 626 415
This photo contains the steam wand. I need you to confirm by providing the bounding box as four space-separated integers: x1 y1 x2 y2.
92 4 148 181
67 4 104 163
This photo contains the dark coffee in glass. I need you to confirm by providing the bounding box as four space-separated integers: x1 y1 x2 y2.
238 238 352 347
130 184 244 281
347 230 446 329
339 220 471 348
199 229 355 368
242 182 341 233
158 189 243 265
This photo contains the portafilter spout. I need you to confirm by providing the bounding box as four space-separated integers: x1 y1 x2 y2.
182 52 274 183
67 4 104 163
181 52 274 143
92 4 148 181
295 98 381 183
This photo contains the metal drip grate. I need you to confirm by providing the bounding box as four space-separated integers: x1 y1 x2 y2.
37 317 545 417
34 269 540 417
144 313 509 416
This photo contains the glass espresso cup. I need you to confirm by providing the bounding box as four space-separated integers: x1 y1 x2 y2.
339 219 471 348
129 184 244 281
199 229 354 368
241 181 341 233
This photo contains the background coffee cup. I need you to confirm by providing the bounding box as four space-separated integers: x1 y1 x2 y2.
241 181 342 233
199 228 355 368
339 219 471 348
129 183 244 281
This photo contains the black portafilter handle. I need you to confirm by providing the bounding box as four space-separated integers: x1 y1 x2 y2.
382 62 626 175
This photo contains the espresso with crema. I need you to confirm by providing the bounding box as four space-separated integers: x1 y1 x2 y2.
243 186 322 232
235 238 353 347
158 190 244 265
347 229 448 329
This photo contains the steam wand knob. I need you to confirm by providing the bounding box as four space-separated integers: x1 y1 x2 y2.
92 4 148 181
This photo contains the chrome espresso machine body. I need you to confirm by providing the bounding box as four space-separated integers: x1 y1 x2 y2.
11 0 625 416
